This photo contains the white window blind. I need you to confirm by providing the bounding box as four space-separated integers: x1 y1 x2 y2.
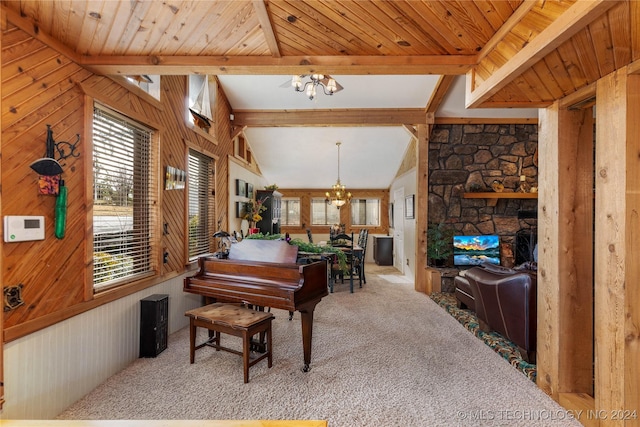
93 105 154 289
188 149 215 259
351 198 380 226
282 198 300 226
311 198 340 225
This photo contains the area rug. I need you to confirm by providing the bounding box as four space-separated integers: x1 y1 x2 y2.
430 292 537 382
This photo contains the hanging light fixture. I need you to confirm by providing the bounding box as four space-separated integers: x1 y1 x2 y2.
325 142 352 209
291 74 340 100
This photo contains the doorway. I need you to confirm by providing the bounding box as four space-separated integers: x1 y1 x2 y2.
393 188 404 273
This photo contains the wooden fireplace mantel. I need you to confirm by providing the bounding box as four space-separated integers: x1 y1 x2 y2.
463 192 538 206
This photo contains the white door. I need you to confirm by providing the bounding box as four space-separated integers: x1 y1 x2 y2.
393 188 404 273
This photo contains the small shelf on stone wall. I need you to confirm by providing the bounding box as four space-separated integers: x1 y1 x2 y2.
463 192 538 207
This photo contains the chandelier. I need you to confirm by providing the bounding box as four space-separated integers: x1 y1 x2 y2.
325 142 352 209
292 74 338 100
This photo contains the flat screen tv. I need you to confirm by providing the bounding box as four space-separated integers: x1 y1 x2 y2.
453 235 500 266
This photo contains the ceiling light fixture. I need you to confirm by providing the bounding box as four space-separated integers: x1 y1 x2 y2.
325 141 351 209
292 74 339 100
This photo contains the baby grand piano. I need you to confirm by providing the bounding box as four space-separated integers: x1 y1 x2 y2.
183 239 328 372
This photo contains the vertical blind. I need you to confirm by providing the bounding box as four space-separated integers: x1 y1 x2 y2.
93 105 153 289
188 149 215 259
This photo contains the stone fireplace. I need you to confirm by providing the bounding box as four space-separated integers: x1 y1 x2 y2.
428 123 538 275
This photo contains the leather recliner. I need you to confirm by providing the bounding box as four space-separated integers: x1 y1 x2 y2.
458 264 537 363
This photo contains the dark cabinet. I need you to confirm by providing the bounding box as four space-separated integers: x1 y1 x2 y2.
373 236 393 266
256 190 282 235
140 294 169 357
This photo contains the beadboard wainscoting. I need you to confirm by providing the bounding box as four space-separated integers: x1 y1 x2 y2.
1 274 201 419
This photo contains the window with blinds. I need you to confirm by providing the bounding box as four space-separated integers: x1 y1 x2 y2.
351 198 380 226
188 149 215 259
311 198 340 225
282 198 300 226
93 105 155 290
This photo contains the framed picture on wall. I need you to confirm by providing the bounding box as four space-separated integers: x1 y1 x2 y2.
246 183 254 198
405 195 415 219
236 179 246 197
389 203 394 228
236 201 245 218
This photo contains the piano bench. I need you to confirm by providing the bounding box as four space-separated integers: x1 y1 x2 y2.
185 303 274 383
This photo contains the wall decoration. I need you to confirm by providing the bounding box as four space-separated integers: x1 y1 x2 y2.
165 166 186 190
4 284 24 311
235 201 246 218
38 174 60 195
247 183 254 198
405 195 415 219
389 203 394 228
236 179 246 197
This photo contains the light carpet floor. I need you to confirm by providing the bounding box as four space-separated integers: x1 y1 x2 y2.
58 266 582 427
378 274 413 284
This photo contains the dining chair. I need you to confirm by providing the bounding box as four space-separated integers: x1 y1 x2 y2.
330 232 360 293
355 229 369 284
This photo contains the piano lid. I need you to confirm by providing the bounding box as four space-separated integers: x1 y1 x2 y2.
228 239 298 264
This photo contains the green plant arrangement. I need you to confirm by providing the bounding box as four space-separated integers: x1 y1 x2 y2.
243 197 268 227
264 184 279 191
427 222 455 267
288 238 348 272
244 232 281 240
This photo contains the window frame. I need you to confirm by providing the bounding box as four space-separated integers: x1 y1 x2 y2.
187 75 218 143
187 149 215 261
350 198 381 226
311 198 341 226
125 75 161 100
91 103 159 293
281 197 301 226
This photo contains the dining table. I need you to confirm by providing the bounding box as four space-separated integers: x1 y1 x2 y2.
317 241 364 293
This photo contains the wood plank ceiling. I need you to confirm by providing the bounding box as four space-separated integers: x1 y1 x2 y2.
2 0 638 107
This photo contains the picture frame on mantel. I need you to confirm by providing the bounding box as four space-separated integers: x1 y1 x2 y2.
405 195 415 219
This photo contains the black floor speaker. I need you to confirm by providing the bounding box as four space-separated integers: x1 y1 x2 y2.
140 294 169 357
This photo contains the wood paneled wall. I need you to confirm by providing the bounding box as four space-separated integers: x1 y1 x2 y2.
0 22 234 340
0 11 5 410
538 66 640 425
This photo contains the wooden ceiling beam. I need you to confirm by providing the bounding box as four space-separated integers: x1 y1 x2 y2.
252 0 281 58
402 125 417 139
434 117 538 125
78 55 475 76
1 5 82 63
231 109 428 126
467 0 620 108
426 75 455 114
476 0 539 64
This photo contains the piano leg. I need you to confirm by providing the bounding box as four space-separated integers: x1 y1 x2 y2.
298 301 320 372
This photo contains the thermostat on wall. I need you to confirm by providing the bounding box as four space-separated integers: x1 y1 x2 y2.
3 216 45 242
